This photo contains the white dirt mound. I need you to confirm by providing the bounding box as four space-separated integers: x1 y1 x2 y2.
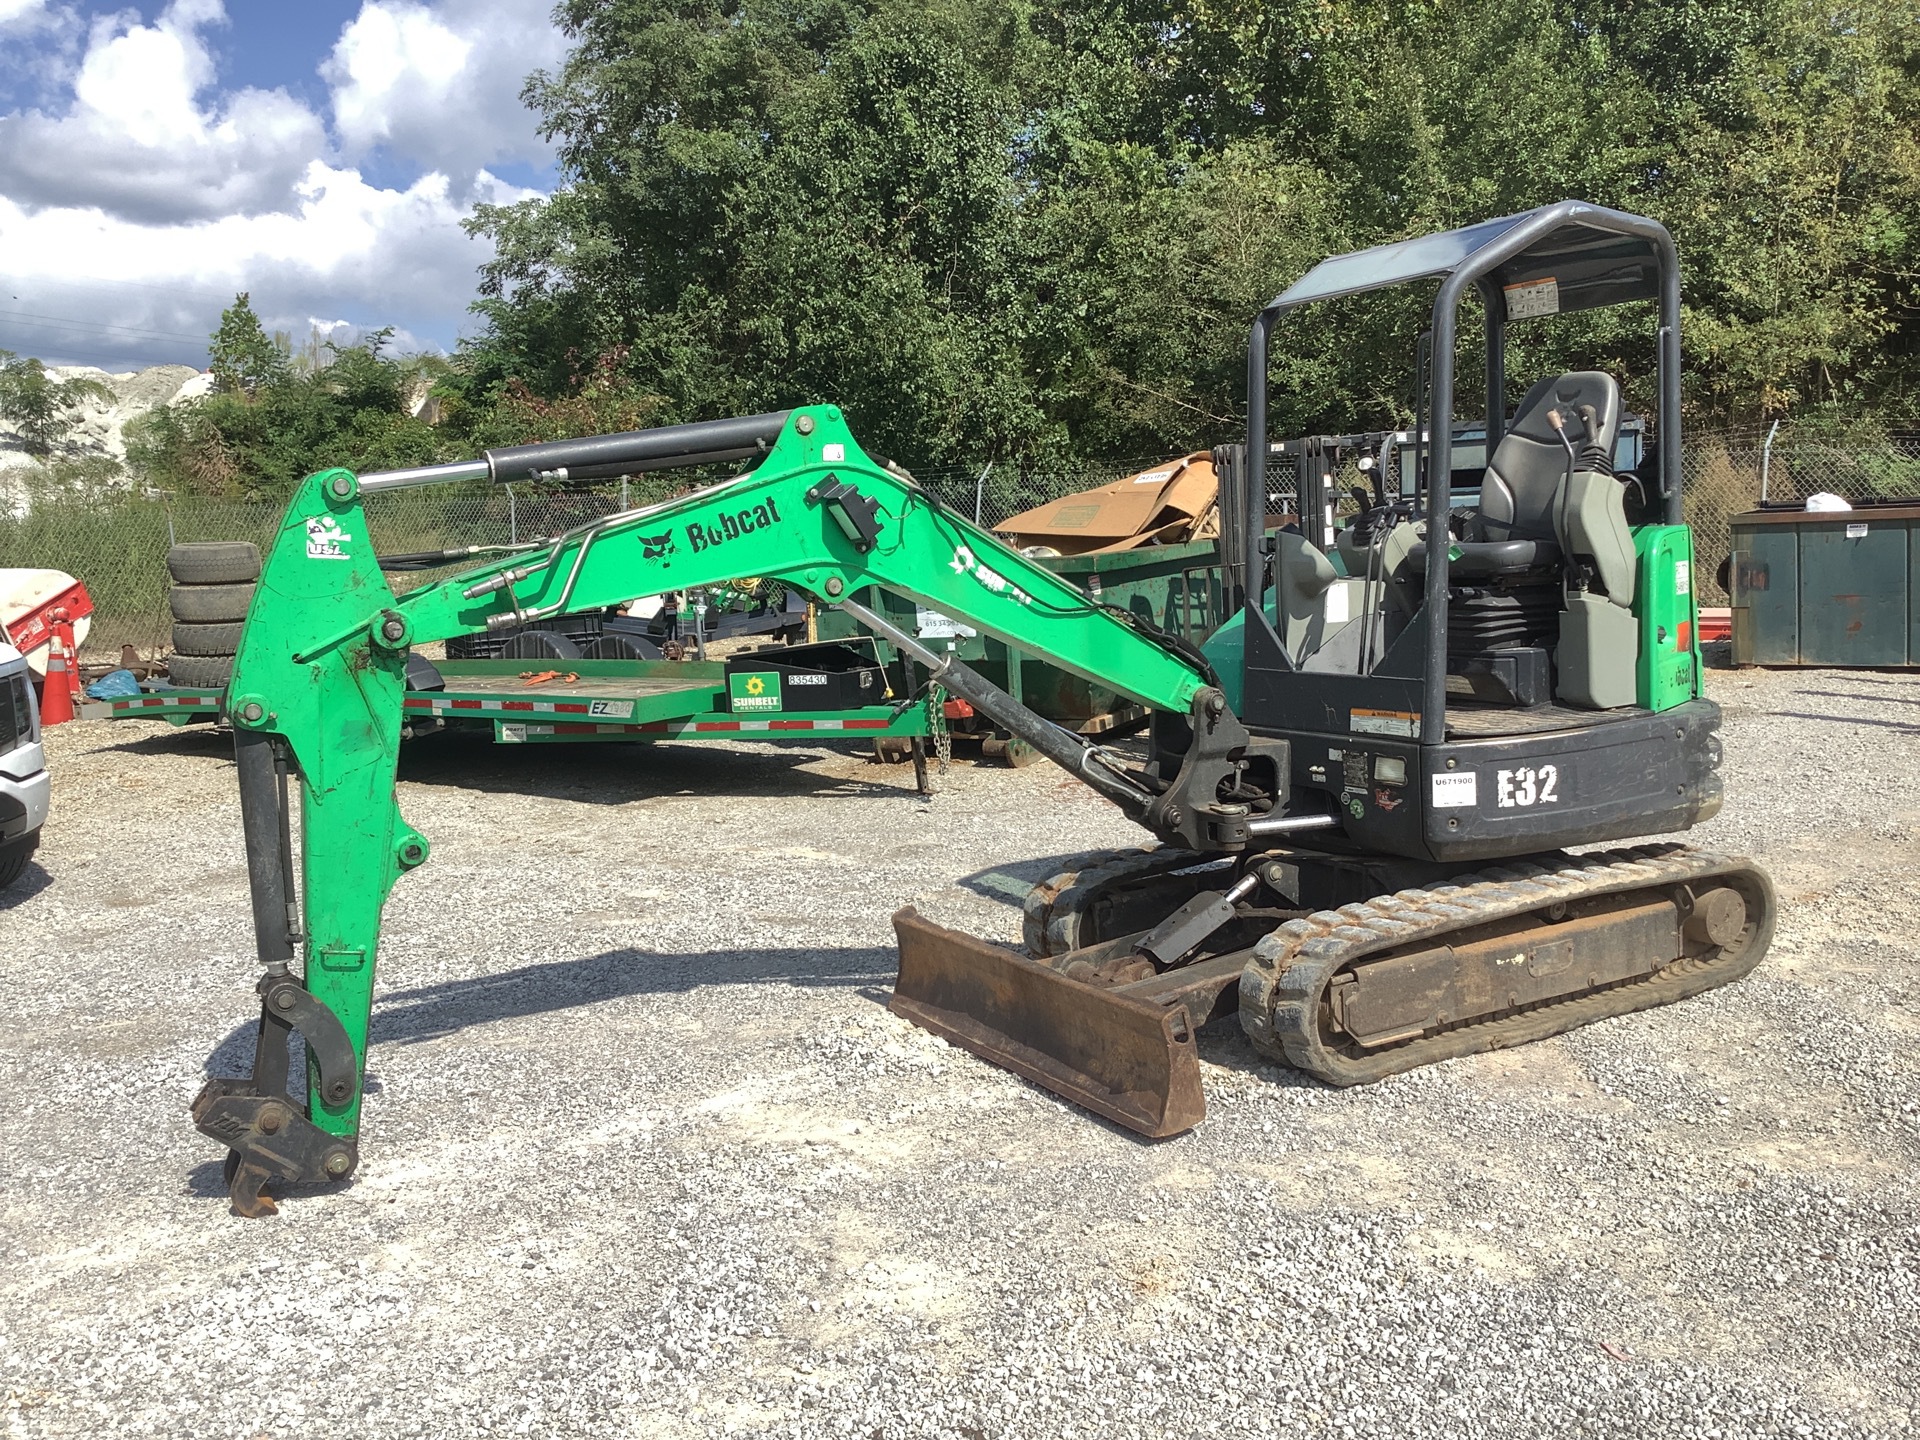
0 363 207 474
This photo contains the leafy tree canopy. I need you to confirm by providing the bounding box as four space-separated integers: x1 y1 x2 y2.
0 350 115 458
208 292 291 398
458 0 1920 469
127 298 444 500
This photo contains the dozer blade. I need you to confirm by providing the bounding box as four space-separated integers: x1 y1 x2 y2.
890 907 1206 1138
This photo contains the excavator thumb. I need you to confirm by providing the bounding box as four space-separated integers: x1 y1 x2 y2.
890 908 1207 1137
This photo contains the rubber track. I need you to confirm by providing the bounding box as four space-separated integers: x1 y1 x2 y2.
1023 846 1205 958
1237 843 1777 1085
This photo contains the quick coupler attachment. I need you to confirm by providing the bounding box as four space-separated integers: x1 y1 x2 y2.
191 970 360 1218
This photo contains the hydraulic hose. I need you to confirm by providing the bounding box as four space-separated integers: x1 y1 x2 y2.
837 596 1156 816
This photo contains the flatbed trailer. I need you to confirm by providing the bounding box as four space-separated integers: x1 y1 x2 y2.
81 657 932 747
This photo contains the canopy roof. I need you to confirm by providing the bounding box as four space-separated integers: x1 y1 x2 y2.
1268 201 1669 317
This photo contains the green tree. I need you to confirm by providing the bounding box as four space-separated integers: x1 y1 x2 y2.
462 0 1919 464
127 329 444 500
0 350 115 457
208 292 290 397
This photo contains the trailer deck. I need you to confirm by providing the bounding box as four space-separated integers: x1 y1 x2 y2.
82 657 930 746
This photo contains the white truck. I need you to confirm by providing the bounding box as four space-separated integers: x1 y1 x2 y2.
0 639 49 889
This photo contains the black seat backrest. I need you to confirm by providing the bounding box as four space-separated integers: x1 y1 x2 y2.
1479 372 1622 541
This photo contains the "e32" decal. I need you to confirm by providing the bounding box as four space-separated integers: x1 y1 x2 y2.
1495 765 1559 808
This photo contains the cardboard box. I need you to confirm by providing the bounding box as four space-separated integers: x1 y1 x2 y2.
994 455 1218 556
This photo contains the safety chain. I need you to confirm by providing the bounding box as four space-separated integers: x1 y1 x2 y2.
928 683 952 776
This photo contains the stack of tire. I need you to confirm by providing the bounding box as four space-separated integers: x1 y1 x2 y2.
166 541 261 690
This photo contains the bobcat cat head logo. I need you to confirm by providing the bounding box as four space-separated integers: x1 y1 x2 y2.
639 532 675 559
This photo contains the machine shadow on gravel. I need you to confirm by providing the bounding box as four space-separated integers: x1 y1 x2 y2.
197 943 898 1077
392 732 930 807
1777 708 1920 735
101 728 233 761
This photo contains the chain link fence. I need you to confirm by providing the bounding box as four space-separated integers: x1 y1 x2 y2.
1682 432 1920 600
4 429 1913 662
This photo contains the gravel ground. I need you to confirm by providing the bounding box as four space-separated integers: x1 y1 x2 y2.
2 664 1917 1439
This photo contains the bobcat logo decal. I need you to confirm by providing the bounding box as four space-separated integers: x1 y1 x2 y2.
639 532 676 560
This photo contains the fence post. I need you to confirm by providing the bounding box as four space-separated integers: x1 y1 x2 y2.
974 462 992 525
1760 418 1780 504
506 485 517 544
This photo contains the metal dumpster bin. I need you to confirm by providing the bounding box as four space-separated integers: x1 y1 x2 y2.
1728 503 1920 666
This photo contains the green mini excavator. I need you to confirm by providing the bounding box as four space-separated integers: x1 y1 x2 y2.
193 200 1774 1215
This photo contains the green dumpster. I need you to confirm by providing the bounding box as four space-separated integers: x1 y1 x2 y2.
1728 503 1920 666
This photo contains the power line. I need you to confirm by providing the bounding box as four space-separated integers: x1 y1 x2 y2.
0 336 201 371
21 272 245 305
0 308 211 345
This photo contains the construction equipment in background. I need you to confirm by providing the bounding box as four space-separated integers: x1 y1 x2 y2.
185 201 1775 1217
127 541 934 755
817 535 1228 765
91 647 935 757
0 568 91 723
834 456 1232 761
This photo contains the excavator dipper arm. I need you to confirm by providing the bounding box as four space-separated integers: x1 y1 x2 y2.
194 405 1286 1214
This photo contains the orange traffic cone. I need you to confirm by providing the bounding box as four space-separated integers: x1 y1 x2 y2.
38 622 76 726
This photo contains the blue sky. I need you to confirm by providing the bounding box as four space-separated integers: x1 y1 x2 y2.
0 0 566 371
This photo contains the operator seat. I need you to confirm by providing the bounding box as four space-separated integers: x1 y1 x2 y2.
1403 372 1636 708
1472 372 1622 558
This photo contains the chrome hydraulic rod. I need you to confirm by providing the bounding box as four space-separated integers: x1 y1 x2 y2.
1246 813 1340 838
359 412 793 493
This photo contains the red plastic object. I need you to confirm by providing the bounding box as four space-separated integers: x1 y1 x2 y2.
2 574 94 661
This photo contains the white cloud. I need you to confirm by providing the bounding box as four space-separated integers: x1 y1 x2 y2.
0 0 561 368
0 0 49 27
0 165 544 366
0 0 325 222
325 0 566 184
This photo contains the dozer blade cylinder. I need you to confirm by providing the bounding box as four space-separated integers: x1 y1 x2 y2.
891 908 1206 1138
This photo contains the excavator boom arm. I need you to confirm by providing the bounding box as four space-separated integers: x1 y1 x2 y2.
195 406 1269 1214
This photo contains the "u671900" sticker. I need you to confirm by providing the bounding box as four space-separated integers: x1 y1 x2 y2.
1431 771 1478 808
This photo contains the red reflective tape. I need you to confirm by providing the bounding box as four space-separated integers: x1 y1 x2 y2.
845 719 889 730
554 723 596 734
636 721 671 733
1677 621 1693 651
694 722 741 731
555 703 590 714
769 720 812 730
450 699 483 710
501 700 535 711
403 698 430 709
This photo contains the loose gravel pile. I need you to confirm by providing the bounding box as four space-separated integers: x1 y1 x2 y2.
2 664 1916 1438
